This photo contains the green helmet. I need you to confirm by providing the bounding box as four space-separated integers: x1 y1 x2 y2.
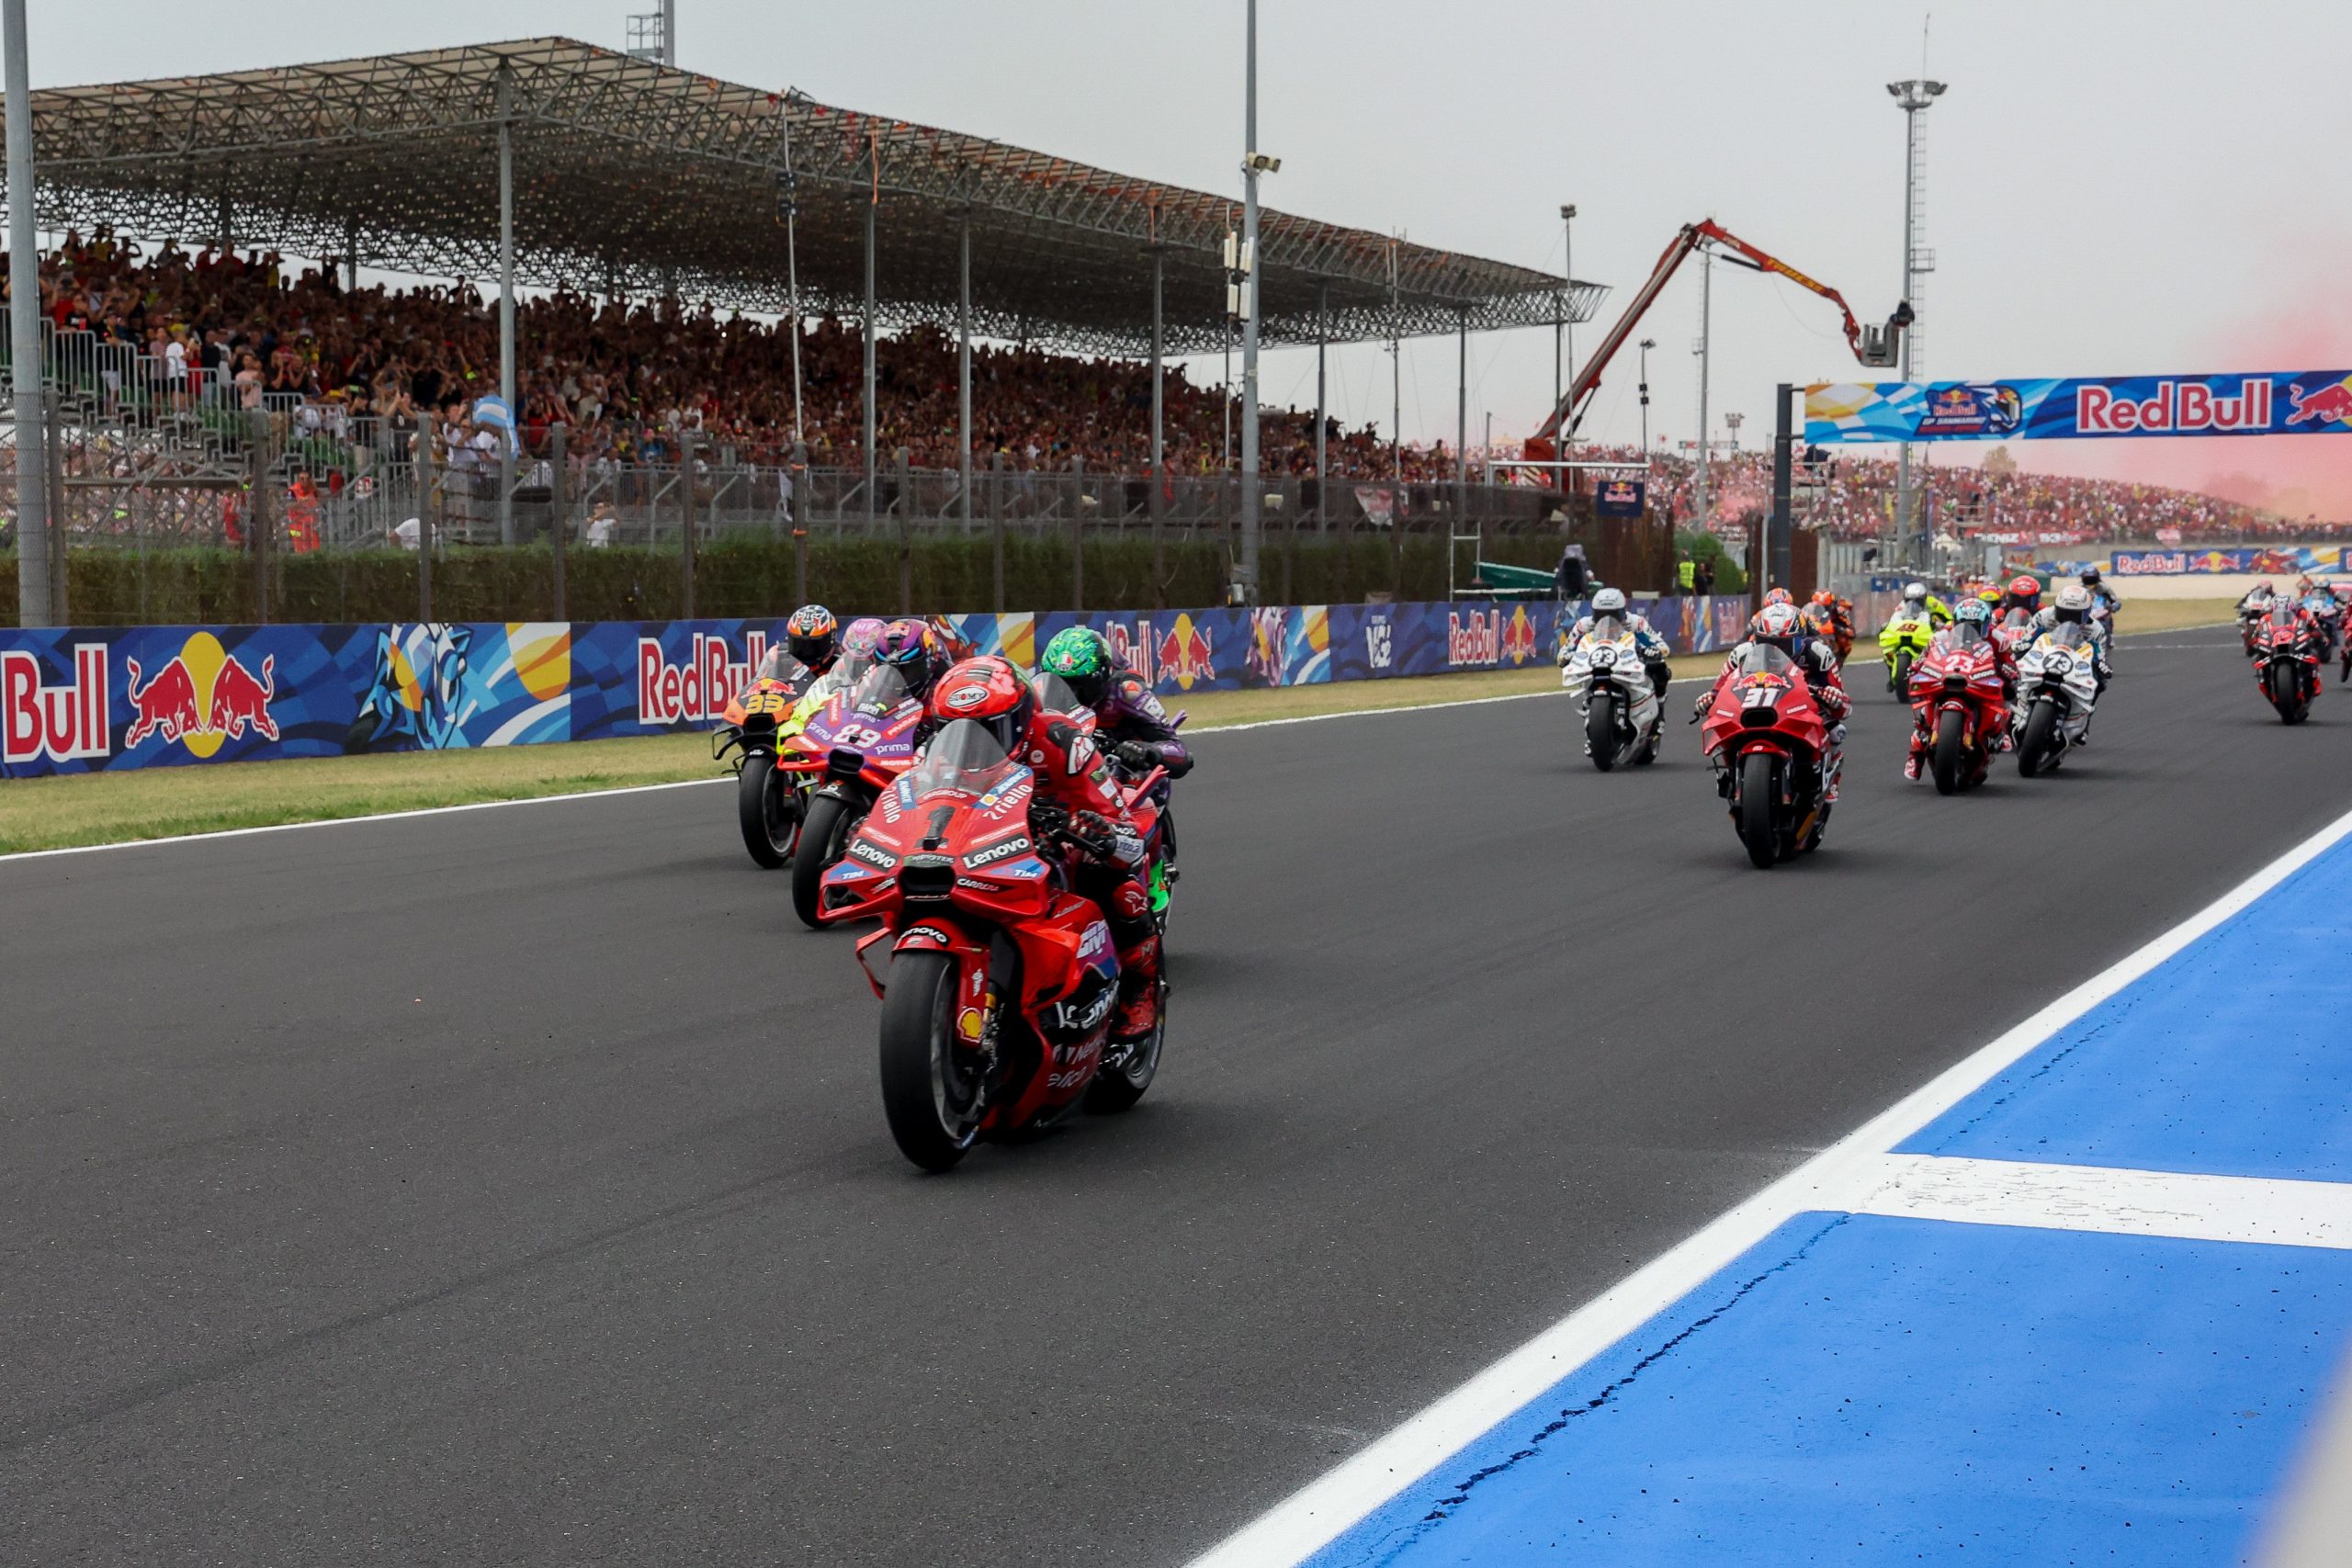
1042 626 1115 705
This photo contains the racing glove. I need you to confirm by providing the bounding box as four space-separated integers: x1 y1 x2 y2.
1072 809 1146 870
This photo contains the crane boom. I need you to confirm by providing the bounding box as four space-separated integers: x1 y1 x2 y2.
1524 219 1910 464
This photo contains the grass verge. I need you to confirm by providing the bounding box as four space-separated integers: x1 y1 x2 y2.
0 601 2237 854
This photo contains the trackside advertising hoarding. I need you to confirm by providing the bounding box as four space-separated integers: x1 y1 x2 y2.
1805 370 2352 445
1 597 1749 778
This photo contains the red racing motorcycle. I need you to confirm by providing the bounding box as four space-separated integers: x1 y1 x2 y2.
820 717 1170 1170
1908 621 2009 795
1699 644 1835 870
2251 601 2322 724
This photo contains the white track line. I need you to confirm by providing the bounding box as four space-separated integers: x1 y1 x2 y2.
1846 1154 2352 1250
1184 800 2352 1568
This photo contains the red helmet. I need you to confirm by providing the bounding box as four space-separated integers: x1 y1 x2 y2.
2008 574 2041 599
926 655 1035 754
1763 587 1795 608
1809 589 1836 607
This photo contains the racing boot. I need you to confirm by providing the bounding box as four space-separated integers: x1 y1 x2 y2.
1106 931 1162 1066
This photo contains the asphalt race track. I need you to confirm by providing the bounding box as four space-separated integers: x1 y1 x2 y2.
6 624 2349 1566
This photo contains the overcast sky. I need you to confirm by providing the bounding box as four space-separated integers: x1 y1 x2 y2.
35 2 2352 513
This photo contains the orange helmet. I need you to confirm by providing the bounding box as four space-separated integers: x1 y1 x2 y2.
1763 587 1795 608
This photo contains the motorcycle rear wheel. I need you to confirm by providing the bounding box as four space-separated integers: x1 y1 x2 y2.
1737 752 1778 869
877 949 985 1172
792 793 855 929
1585 695 1618 772
737 755 798 868
1931 709 1967 795
2018 700 2059 778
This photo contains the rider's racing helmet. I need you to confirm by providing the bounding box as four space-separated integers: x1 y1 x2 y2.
784 604 840 668
1749 602 1807 654
1763 587 1795 608
1903 581 1929 604
1041 626 1117 708
876 618 940 699
2007 574 2042 608
927 655 1035 755
1954 598 1994 632
2080 568 2104 590
841 616 889 660
2053 584 2091 623
1590 586 1629 619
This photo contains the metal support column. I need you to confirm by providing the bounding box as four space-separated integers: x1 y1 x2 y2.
863 196 876 529
1456 310 1469 517
5 0 49 627
1694 249 1713 543
679 435 697 619
1770 382 1794 597
957 215 973 534
548 423 568 620
345 214 359 292
1236 0 1262 604
496 63 516 546
1149 241 1166 607
416 414 435 622
1314 282 1328 533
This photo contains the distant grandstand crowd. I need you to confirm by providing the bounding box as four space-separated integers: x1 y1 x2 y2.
13 227 2329 542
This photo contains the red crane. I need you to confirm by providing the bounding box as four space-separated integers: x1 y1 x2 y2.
1521 219 1912 465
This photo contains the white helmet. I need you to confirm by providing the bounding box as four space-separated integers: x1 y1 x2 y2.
1591 586 1628 615
2056 584 2091 611
1903 581 1928 602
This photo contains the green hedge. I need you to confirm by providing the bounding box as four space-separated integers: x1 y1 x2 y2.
1 532 1569 627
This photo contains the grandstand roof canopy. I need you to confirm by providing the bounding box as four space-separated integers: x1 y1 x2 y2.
6 37 1604 356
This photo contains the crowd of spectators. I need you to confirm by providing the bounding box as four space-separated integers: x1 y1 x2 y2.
12 227 1453 482
1552 445 2345 543
13 227 2335 540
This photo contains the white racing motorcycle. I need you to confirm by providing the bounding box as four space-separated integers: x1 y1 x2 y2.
2012 621 2100 776
1561 614 1663 772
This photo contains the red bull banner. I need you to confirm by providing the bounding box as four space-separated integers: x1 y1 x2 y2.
2109 547 2350 577
4 601 1750 780
1806 371 2352 444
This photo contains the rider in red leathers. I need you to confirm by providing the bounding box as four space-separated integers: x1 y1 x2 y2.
1695 602 1852 800
1904 597 2018 781
924 655 1162 1053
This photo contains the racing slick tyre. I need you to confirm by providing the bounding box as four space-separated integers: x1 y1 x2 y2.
877 949 984 1172
2267 660 2304 725
2018 700 2059 779
1585 696 1618 772
1931 709 1967 795
1737 752 1779 870
737 754 798 869
1890 651 1913 700
792 793 855 929
1086 977 1165 1115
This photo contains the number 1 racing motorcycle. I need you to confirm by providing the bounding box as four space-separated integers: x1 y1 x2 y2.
820 713 1171 1171
1561 612 1663 771
1698 642 1834 869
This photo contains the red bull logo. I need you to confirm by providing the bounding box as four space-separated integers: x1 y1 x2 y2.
1154 614 1216 692
1 643 109 765
638 630 766 725
1500 606 1538 667
1446 609 1501 667
2286 378 2352 428
2076 378 2271 434
123 632 280 756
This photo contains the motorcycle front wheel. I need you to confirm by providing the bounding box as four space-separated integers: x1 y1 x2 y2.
1585 694 1617 771
737 754 797 868
877 949 985 1172
2268 660 2304 725
1737 751 1779 869
2018 699 2059 778
1931 708 1967 795
792 792 857 929
1890 650 1913 699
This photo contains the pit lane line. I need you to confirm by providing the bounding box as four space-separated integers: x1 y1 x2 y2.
1183 797 2352 1568
1 621 2218 865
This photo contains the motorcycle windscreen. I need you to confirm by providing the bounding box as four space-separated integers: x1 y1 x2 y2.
1943 621 1989 650
2269 604 2307 630
905 718 1020 798
805 653 875 707
1028 671 1091 721
2046 623 2091 650
753 648 812 687
1734 642 1797 677
846 662 916 715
